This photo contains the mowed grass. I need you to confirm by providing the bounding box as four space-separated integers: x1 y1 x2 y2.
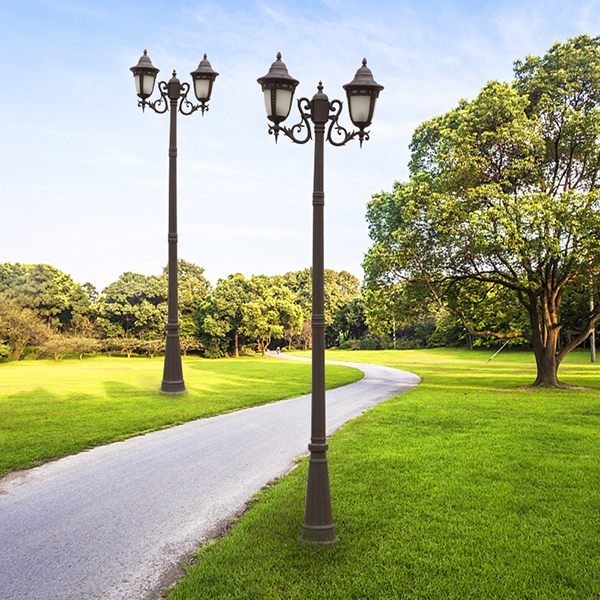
0 354 363 477
167 348 600 600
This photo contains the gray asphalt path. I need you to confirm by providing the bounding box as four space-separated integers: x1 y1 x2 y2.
0 355 419 600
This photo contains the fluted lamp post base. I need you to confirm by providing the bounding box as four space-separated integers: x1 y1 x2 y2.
298 443 340 547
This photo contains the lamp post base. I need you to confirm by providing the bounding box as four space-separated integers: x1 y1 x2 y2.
159 380 187 395
298 442 339 547
299 526 340 547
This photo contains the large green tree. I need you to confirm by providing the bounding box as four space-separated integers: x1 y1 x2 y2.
242 275 302 356
197 273 250 358
0 263 92 331
364 35 600 387
98 259 209 340
98 272 168 339
0 294 51 361
163 259 211 337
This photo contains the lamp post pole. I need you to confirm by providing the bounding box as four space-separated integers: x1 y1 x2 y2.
164 73 185 393
130 51 218 394
305 84 335 544
258 55 383 546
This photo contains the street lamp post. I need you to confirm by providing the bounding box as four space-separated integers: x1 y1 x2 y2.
131 50 218 394
258 54 383 546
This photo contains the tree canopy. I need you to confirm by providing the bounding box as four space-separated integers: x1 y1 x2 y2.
364 35 600 387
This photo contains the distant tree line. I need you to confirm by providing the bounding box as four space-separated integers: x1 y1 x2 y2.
0 261 376 361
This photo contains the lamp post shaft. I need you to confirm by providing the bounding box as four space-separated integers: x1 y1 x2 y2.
161 78 186 394
300 91 338 546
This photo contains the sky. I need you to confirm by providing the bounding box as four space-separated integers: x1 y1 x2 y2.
1 0 600 292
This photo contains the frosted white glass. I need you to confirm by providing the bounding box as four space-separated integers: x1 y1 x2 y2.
275 89 292 117
194 79 210 101
142 75 155 96
263 90 273 116
349 95 371 124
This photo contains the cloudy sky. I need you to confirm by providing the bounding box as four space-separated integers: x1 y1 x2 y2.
1 0 599 291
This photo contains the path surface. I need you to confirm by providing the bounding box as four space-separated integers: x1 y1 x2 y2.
0 356 419 600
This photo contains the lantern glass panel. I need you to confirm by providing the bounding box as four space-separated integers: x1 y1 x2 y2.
143 74 156 96
275 89 292 118
349 94 371 125
194 78 211 101
263 90 273 116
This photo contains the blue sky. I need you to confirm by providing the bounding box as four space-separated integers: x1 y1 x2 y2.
1 0 599 291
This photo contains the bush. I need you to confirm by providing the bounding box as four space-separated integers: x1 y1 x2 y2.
0 343 9 361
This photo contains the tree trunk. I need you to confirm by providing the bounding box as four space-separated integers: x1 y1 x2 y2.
529 301 562 386
532 345 561 386
234 330 239 358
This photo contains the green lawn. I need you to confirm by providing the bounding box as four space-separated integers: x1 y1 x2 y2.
167 348 600 600
0 354 363 476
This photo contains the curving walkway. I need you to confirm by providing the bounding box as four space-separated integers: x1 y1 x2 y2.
0 355 419 600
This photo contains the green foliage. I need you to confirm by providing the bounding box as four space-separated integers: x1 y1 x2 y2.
328 296 368 346
163 259 211 337
281 268 360 325
364 35 600 386
0 263 91 331
98 259 210 341
0 294 51 361
196 273 250 358
241 275 303 356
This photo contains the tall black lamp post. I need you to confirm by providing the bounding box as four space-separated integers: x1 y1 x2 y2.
131 50 218 394
258 54 383 545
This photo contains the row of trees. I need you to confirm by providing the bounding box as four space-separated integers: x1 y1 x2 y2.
0 261 364 361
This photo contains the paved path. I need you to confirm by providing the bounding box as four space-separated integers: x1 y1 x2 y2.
0 356 419 600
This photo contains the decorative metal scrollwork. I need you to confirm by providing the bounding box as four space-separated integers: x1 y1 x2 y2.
326 99 367 147
269 97 313 144
139 80 169 114
179 82 208 116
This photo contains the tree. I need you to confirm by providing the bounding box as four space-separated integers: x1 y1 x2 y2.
329 296 368 344
70 337 99 360
241 275 302 357
163 259 211 337
98 272 168 339
282 268 361 348
0 263 92 331
197 273 250 358
0 294 51 361
364 35 600 387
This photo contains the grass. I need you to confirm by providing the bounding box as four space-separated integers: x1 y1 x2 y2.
166 347 600 600
0 354 363 477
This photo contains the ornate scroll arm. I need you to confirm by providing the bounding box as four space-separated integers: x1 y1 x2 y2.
326 99 369 147
179 82 208 116
140 80 169 114
269 97 313 144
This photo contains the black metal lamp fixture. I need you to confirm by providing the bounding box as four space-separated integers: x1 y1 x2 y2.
258 54 383 546
343 58 384 133
257 52 300 137
190 54 219 110
130 50 160 101
130 50 218 394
